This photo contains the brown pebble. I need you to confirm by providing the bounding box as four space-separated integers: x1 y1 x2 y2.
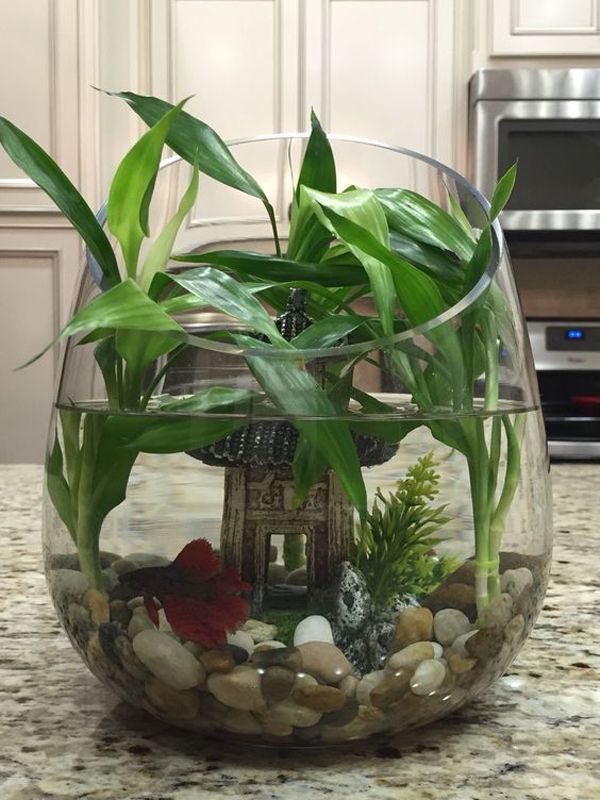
322 698 359 728
252 645 303 672
109 599 132 628
200 649 235 674
83 589 110 625
448 653 477 674
465 626 504 661
261 666 296 704
370 668 412 709
293 685 346 712
422 582 477 621
197 692 229 722
145 677 199 720
390 607 433 653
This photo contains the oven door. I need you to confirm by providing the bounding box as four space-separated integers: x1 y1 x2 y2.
471 99 600 231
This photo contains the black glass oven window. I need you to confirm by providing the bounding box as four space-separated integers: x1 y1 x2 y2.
498 119 600 210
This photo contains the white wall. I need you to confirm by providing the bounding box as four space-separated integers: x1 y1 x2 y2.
1 0 600 462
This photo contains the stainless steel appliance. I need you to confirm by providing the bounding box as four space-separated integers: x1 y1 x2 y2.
469 69 600 459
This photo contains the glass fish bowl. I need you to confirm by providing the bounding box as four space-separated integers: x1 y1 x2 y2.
42 135 552 747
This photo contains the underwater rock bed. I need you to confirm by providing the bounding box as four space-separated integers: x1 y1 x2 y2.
48 548 548 745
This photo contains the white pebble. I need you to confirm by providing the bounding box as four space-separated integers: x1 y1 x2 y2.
501 568 533 601
132 629 205 690
227 630 255 657
433 609 473 646
293 615 334 646
356 670 386 706
409 659 446 696
450 630 478 657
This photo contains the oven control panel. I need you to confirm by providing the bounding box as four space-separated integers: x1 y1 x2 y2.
528 321 600 370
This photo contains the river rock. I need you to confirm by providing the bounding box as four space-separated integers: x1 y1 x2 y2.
252 645 302 672
207 666 266 712
449 630 478 657
66 602 91 646
223 709 262 735
267 563 288 585
200 649 235 674
386 641 442 672
409 659 446 695
109 599 132 628
293 615 334 646
293 685 346 712
261 666 296 704
263 698 321 728
501 567 533 603
448 653 477 674
83 589 110 625
50 553 113 571
254 640 287 652
128 606 156 639
422 582 477 621
391 607 433 652
287 566 308 585
465 626 504 661
227 630 255 658
482 593 514 629
145 676 200 720
263 719 294 738
504 614 525 648
242 619 278 643
114 634 149 680
339 674 359 699
433 608 473 647
123 552 171 569
98 622 122 665
226 645 249 665
101 568 119 593
133 630 205 690
197 693 229 723
52 568 90 601
356 670 386 705
297 642 352 684
322 697 359 728
370 668 412 709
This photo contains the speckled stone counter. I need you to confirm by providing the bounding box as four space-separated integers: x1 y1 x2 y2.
1 463 599 800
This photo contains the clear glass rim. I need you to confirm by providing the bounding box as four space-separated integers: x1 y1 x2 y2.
88 133 503 362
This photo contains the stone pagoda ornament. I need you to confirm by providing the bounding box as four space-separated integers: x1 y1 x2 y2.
190 289 396 612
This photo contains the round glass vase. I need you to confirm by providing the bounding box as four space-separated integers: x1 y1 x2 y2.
42 135 552 747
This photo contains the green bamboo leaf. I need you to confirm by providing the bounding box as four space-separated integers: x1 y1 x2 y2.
389 231 463 284
306 187 397 336
46 436 75 539
290 314 366 349
21 279 183 368
446 186 477 242
169 266 288 345
464 227 493 292
174 249 368 287
109 416 244 454
235 335 367 521
296 109 336 199
107 99 187 279
159 386 263 414
105 90 274 216
376 188 475 262
489 163 517 221
140 158 200 292
0 117 120 287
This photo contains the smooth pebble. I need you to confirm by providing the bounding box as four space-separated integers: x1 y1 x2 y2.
409 659 446 695
133 629 205 691
293 615 334 646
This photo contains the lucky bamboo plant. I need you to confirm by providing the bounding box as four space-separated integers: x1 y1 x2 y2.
0 92 520 619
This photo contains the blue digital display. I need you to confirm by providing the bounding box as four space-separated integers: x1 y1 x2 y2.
566 328 584 340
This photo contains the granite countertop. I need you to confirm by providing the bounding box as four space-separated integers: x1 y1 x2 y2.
1 463 599 800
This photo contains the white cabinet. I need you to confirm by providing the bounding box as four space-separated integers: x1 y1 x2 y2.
491 0 600 56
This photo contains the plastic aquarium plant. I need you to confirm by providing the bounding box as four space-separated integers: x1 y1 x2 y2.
0 90 553 745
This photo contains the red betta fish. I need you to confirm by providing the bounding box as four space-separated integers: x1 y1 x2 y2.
116 539 250 647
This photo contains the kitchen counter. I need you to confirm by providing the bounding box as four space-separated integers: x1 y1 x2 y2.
1 463 598 800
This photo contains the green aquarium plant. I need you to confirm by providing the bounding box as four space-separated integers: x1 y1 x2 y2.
351 453 456 607
0 93 521 620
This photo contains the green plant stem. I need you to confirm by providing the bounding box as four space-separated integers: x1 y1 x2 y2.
140 344 187 409
266 203 282 257
76 416 104 590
